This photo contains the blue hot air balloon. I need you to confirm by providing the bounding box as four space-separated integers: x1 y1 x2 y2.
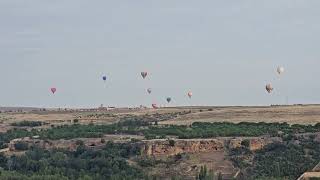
102 76 107 81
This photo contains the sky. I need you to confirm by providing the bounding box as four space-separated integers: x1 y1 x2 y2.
1 0 320 108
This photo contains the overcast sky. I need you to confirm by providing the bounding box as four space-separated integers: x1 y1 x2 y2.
1 0 320 108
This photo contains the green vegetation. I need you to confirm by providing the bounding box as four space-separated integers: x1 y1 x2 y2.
0 142 143 180
230 136 320 180
11 121 43 127
2 120 320 149
1 118 320 179
169 139 175 146
197 166 216 180
14 141 29 151
0 128 35 149
144 122 320 139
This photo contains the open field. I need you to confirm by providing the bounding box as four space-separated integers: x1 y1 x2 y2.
1 105 320 128
160 105 320 125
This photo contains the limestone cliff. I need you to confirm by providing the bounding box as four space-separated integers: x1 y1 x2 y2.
142 139 224 156
142 137 281 156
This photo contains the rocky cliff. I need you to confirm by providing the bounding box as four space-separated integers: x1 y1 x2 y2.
7 136 281 156
142 139 224 156
142 137 281 156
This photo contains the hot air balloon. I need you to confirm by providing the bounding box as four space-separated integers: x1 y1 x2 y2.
51 88 57 94
266 84 274 93
188 92 193 98
277 66 284 75
166 97 172 103
147 88 152 94
141 72 148 79
102 75 107 81
152 104 158 109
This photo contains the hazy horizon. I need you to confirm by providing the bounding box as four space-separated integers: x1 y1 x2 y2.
1 1 320 108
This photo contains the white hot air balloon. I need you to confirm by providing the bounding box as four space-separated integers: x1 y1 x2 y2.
277 66 284 75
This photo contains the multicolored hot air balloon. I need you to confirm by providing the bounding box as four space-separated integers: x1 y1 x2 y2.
266 84 274 93
141 72 148 79
277 66 284 75
147 88 152 94
51 88 57 94
188 92 193 98
166 97 172 103
152 104 158 109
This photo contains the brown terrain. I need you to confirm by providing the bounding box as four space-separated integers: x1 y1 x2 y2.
2 105 320 129
6 136 279 179
160 105 320 125
1 104 320 179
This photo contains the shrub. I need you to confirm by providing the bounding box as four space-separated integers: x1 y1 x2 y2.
14 142 29 151
169 139 175 147
241 139 250 148
11 121 43 127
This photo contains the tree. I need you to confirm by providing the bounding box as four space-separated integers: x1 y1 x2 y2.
169 139 175 147
198 166 208 180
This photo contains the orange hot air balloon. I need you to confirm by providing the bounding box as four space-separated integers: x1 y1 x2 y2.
266 84 274 93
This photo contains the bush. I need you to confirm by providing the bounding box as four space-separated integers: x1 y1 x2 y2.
241 139 250 148
169 139 175 146
14 142 29 151
11 121 43 127
137 157 156 167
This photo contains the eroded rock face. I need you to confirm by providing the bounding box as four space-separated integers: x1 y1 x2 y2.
142 137 282 156
229 139 242 149
249 137 281 151
142 139 225 156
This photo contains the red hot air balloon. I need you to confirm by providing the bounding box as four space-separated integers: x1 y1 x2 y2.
152 104 158 109
141 72 148 79
51 88 57 94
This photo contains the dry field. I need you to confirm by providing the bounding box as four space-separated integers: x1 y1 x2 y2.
160 105 320 125
1 105 320 130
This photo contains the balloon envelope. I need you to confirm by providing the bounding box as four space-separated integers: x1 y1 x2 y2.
102 76 107 81
51 88 57 94
141 72 148 79
188 92 193 98
266 84 274 93
147 88 152 94
277 66 284 75
152 104 158 109
166 97 172 103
